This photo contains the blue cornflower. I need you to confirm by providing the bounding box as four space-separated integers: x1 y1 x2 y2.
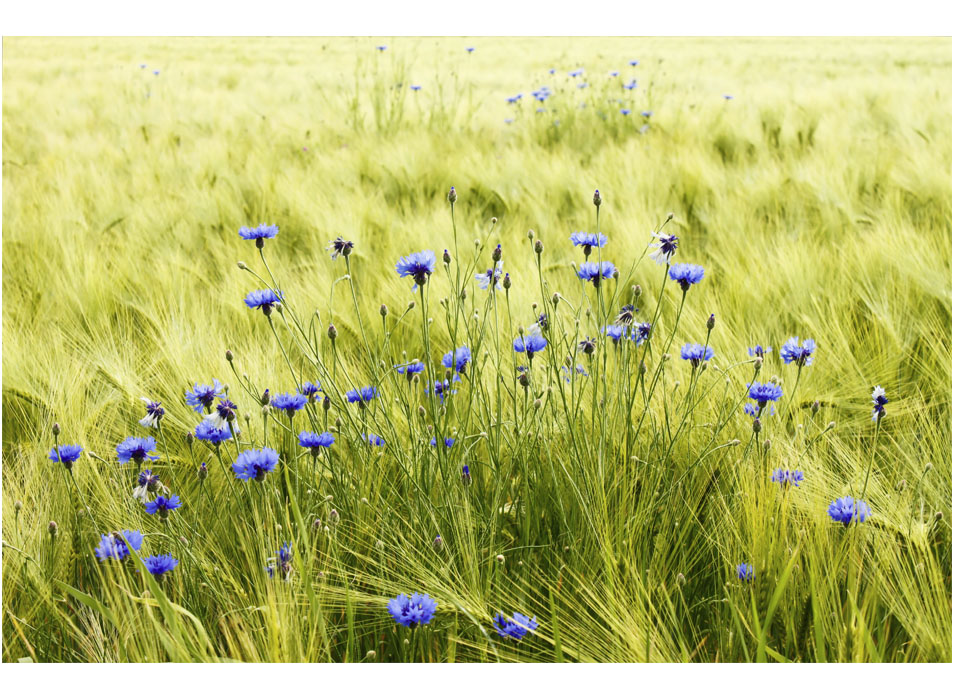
300 381 321 402
238 223 278 248
623 79 637 90
871 386 888 421
737 563 754 582
346 386 378 407
387 592 437 627
244 289 283 316
748 345 772 359
442 347 472 373
724 94 733 100
116 437 159 465
363 433 386 446
327 236 354 260
578 82 589 89
395 250 436 290
610 70 619 76
132 469 162 502
185 379 224 412
143 554 179 579
466 47 475 53
744 403 775 417
266 542 294 579
771 469 805 487
577 261 616 286
631 322 652 345
426 377 460 403
578 336 597 355
569 231 608 256
668 263 705 291
194 419 233 444
828 496 871 526
271 392 307 417
476 261 505 291
430 436 455 448
562 364 589 383
376 45 387 51
139 398 165 428
396 360 426 380
603 325 625 343
513 332 548 359
49 444 83 468
642 110 653 118
506 94 523 103
748 381 783 406
681 343 714 367
569 68 584 77
299 431 334 455
232 447 279 482
779 337 816 367
94 530 144 561
410 84 422 91
492 612 539 640
145 494 182 518
629 59 639 66
649 232 679 265
209 398 238 430
462 464 472 485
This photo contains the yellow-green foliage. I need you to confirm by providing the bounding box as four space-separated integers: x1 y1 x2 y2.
2 37 951 662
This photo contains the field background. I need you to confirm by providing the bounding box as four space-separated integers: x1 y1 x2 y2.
2 37 952 662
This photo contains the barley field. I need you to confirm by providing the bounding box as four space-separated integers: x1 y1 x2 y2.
1 36 951 663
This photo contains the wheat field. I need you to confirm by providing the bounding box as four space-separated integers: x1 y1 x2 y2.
1 36 951 662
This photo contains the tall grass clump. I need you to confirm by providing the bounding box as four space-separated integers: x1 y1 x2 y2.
2 37 951 662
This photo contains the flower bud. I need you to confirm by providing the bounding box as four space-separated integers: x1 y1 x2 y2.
329 509 340 525
762 439 771 451
328 324 338 340
380 304 388 317
313 518 322 529
407 300 415 310
534 240 544 255
185 432 194 445
323 396 331 412
365 650 376 660
14 500 22 513
461 464 472 485
432 535 444 552
827 421 836 430
495 554 505 564
754 357 763 371
48 520 58 536
707 313 715 330
198 462 208 480
237 261 248 270
676 572 686 586
811 400 820 415
52 423 61 436
593 189 602 207
752 419 762 434
492 244 502 262
633 284 642 300
491 217 498 225
442 249 451 265
447 186 457 204
728 439 741 446
418 405 426 417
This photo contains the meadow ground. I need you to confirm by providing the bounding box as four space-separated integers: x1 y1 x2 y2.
1 37 951 662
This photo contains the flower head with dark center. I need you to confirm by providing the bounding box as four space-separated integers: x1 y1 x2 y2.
771 469 804 487
871 385 888 421
143 554 179 579
145 494 182 518
748 345 772 359
828 496 871 526
681 343 714 367
668 263 705 291
327 236 354 260
615 304 637 326
737 563 754 582
244 289 283 316
387 592 437 627
266 542 294 578
300 382 321 402
299 431 334 456
631 322 652 346
116 436 159 465
577 261 616 286
578 337 597 355
476 260 505 291
779 337 816 367
194 419 233 445
748 381 783 407
210 398 237 430
492 612 539 640
514 332 548 359
649 232 679 265
186 380 224 413
232 447 279 482
239 223 278 248
536 312 549 331
94 530 144 561
396 360 425 380
139 398 165 428
442 347 472 373
426 376 460 403
271 392 307 417
49 444 83 468
395 250 436 290
132 470 165 502
363 433 385 446
346 386 378 407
